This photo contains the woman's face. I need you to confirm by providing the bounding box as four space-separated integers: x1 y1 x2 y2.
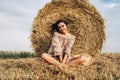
58 22 67 34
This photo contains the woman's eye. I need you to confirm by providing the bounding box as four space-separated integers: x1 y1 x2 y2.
62 25 64 27
58 27 61 28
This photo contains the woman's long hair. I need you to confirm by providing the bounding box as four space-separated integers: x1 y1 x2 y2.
51 19 68 36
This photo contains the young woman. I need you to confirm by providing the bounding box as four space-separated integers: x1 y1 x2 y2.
40 19 93 67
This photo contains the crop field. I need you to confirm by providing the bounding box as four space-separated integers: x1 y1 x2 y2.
0 51 120 80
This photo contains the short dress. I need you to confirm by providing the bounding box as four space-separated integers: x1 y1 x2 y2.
48 32 75 59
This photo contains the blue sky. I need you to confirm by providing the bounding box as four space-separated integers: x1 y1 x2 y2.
0 0 120 53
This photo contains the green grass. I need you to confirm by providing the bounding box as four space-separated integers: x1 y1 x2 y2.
0 51 36 59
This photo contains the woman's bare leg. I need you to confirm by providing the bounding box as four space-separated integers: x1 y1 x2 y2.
66 56 85 66
40 53 65 71
40 53 59 65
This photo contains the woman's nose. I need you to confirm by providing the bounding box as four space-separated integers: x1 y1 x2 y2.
61 27 63 30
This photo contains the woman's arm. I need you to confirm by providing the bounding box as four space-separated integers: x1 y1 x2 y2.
59 55 63 63
51 32 62 56
64 38 75 58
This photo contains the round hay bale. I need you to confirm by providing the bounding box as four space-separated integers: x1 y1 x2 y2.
31 0 106 56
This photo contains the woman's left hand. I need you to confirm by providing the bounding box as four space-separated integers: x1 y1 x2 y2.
62 54 68 64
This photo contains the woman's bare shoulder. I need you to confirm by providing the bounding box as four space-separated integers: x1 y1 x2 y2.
53 32 75 40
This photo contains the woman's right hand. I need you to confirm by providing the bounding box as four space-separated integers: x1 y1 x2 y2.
59 55 63 63
62 54 68 64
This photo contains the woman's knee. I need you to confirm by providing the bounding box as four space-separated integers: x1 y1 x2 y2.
80 56 86 61
40 53 48 59
41 53 50 59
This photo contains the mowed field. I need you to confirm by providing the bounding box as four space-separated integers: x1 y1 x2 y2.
0 51 120 80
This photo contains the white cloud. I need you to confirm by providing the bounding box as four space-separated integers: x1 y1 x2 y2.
90 0 120 52
0 0 51 52
0 28 32 52
0 13 17 29
104 3 117 8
